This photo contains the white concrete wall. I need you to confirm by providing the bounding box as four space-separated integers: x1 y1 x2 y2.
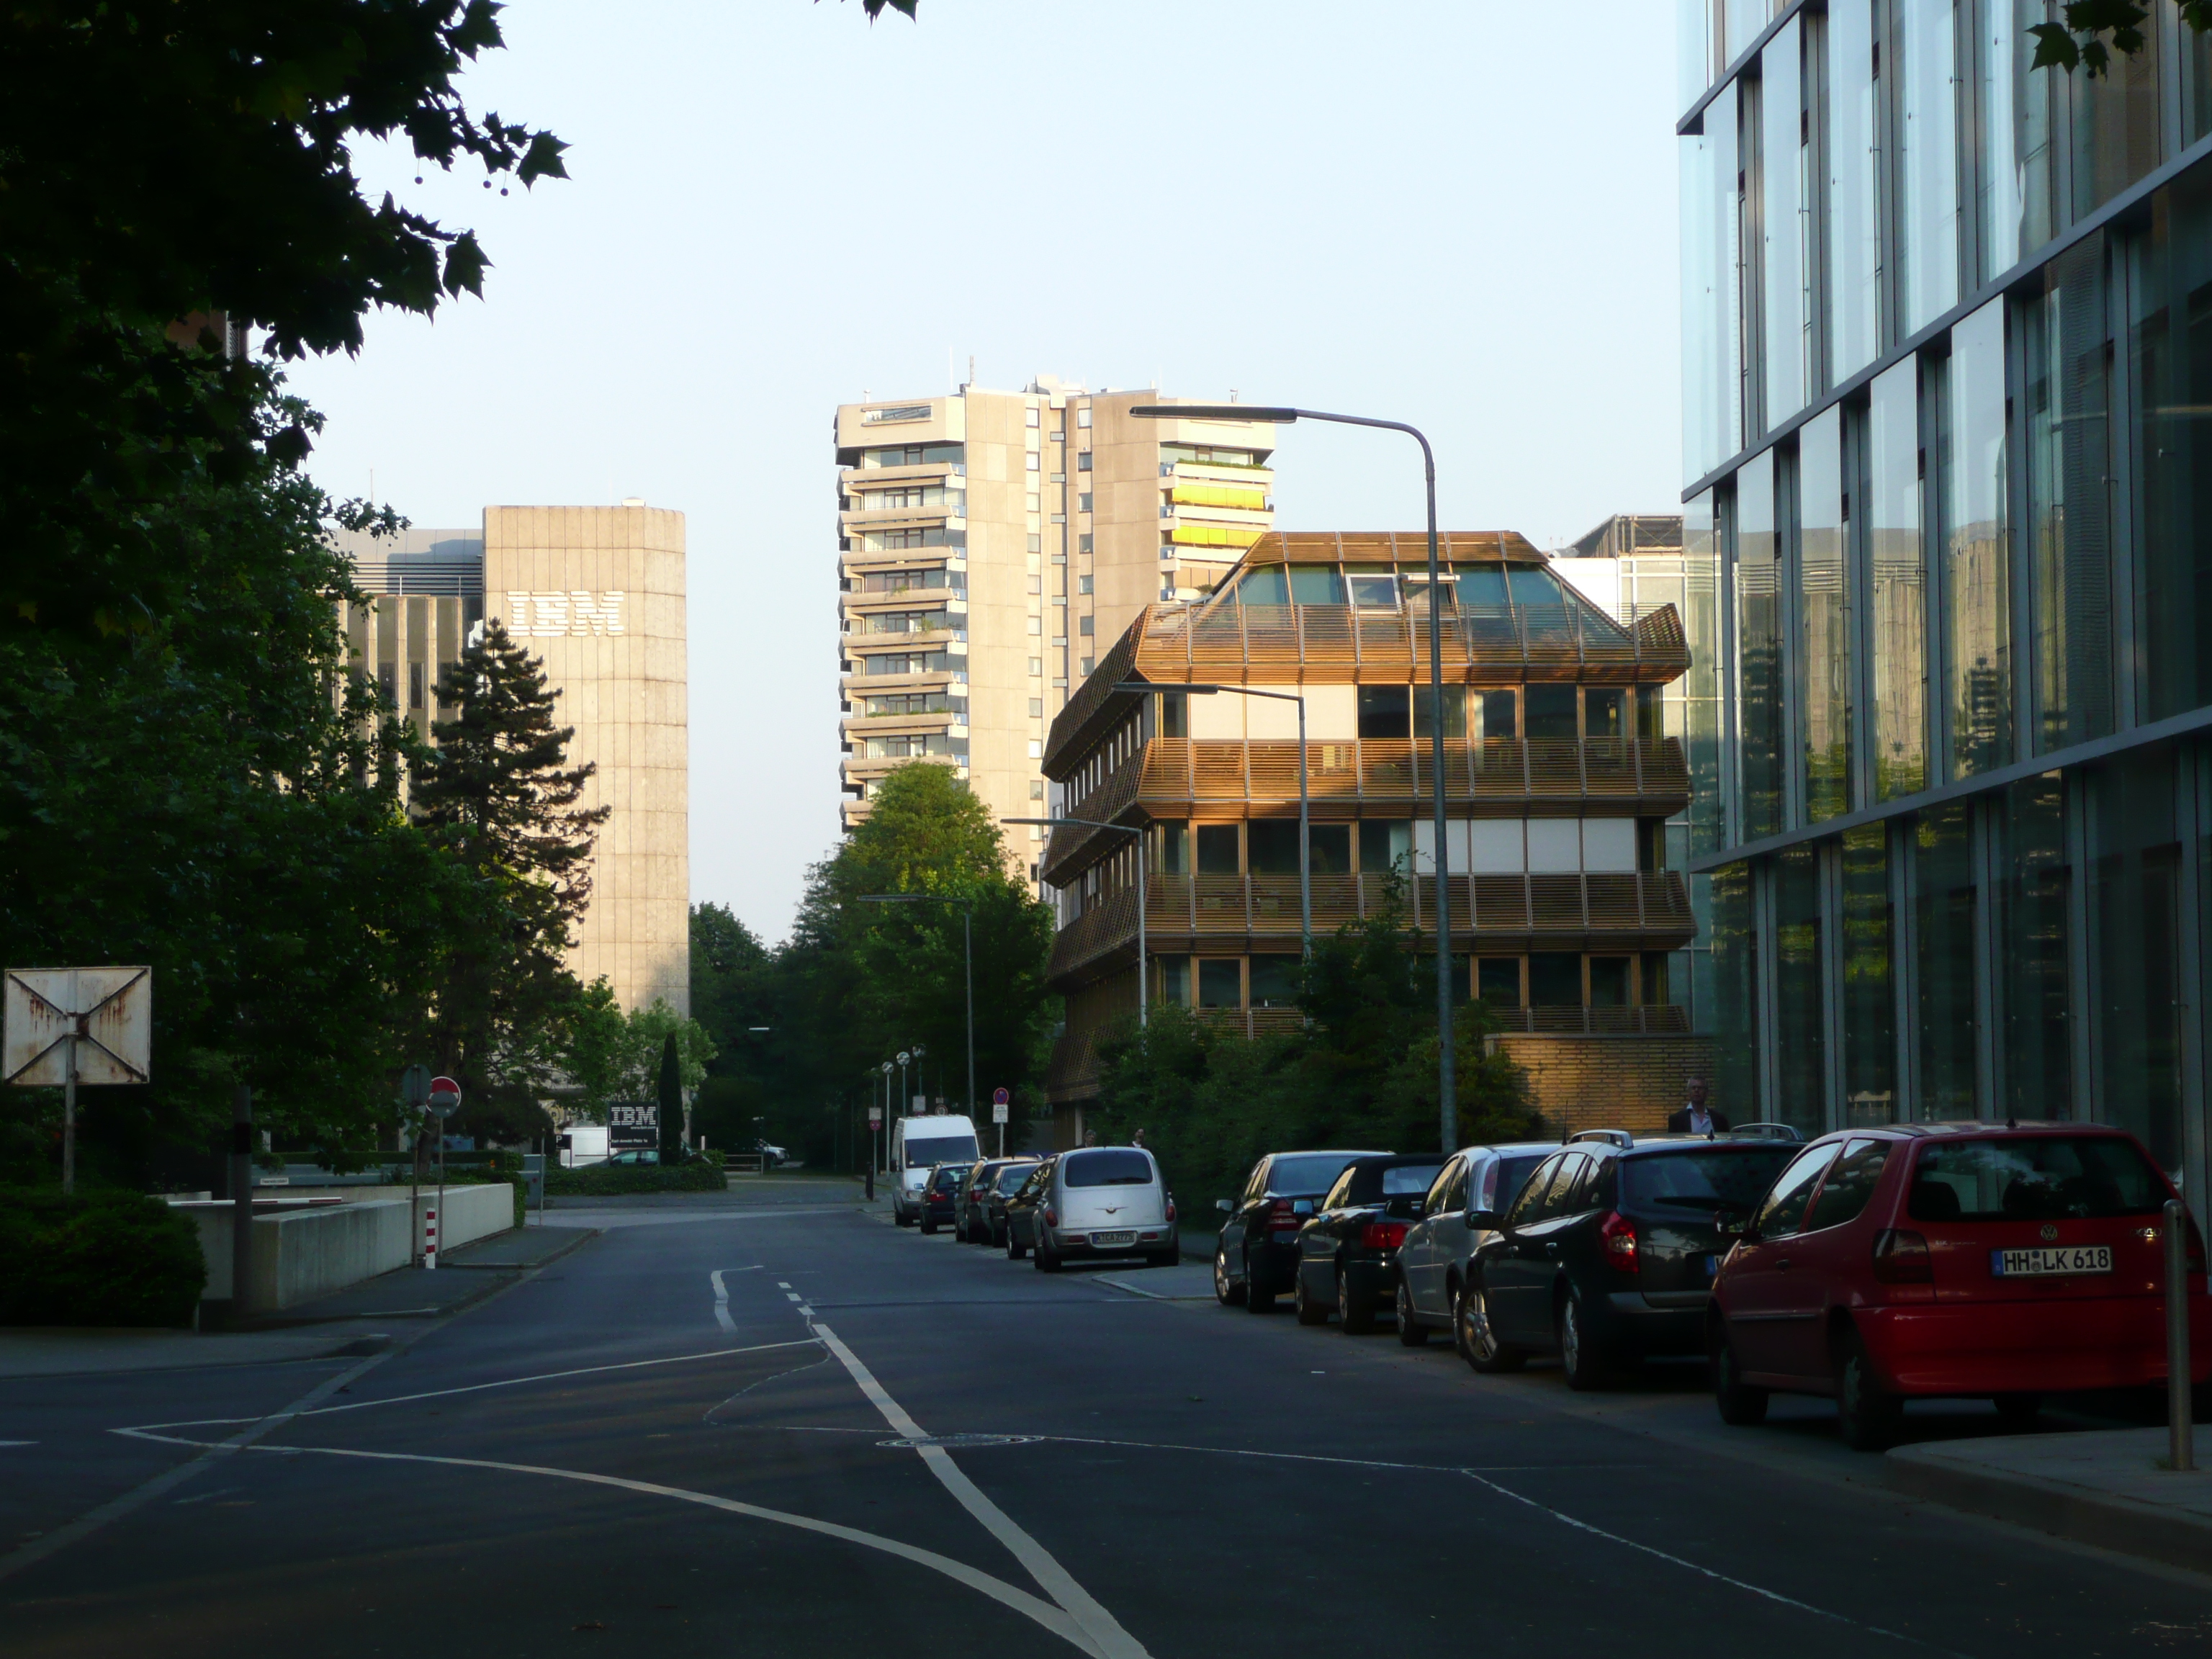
189 1182 511 1309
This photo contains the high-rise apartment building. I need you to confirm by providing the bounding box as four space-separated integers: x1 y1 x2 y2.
1678 4 2212 1197
336 503 690 1015
835 382 1277 872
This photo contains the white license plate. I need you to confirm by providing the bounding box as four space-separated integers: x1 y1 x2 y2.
1992 1245 2113 1277
1090 1231 1136 1247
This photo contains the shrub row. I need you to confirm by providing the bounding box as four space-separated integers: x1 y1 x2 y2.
543 1159 727 1196
0 1188 207 1327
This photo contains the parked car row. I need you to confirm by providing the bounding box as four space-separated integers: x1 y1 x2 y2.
890 1117 2212 1451
897 1147 1181 1269
1202 1119 2212 1450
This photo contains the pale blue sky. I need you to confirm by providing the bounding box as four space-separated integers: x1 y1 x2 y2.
286 0 1681 943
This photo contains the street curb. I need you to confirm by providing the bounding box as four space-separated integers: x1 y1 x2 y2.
1885 1443 2212 1575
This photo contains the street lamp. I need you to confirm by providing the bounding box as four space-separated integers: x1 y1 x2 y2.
1133 401 1455 1151
1006 816 1146 1025
858 893 974 1119
1120 679 1309 959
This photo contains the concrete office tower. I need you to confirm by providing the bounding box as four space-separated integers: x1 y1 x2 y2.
336 502 690 1016
835 382 1276 878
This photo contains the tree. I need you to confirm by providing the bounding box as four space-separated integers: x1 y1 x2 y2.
413 620 608 1143
657 1033 685 1162
2031 2 2212 74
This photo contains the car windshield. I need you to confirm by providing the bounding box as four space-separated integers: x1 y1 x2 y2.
1270 1153 1362 1196
1381 1163 1446 1196
931 1167 966 1190
1622 1147 1794 1213
1910 1136 2166 1221
905 1134 979 1169
1064 1149 1154 1187
1492 1154 1547 1210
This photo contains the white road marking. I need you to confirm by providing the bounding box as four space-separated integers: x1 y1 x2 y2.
0 1440 37 1448
709 1268 762 1332
114 1339 823 1434
111 1432 1097 1650
811 1321 1152 1659
776 1281 791 1289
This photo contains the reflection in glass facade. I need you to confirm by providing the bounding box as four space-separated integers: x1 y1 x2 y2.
1897 0 1960 336
1681 84 1742 482
1735 455 1784 840
1683 7 2212 1200
1762 18 1809 427
1682 493 1724 857
1799 407 1850 820
1944 299 2010 778
1869 360 1925 799
1827 0 1881 381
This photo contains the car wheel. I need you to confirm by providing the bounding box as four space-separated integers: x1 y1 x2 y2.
1034 1233 1063 1274
1393 1280 1428 1346
895 1206 913 1228
920 1215 937 1236
1991 1393 2042 1427
1295 1265 1330 1326
1214 1247 1246 1307
1711 1326 1769 1426
1457 1279 1524 1374
1005 1225 1027 1262
1244 1252 1276 1313
1835 1328 1901 1452
1337 1269 1378 1336
1558 1289 1613 1392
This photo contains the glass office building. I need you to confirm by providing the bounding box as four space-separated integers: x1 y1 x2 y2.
1678 1 2212 1197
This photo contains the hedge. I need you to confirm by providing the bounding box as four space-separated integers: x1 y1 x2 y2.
544 1159 727 1196
0 1188 207 1327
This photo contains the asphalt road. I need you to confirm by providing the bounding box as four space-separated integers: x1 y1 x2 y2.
6 1179 2211 1657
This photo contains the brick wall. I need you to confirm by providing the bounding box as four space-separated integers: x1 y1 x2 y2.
1491 1034 1718 1141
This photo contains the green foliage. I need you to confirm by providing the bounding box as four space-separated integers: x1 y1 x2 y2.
0 1190 207 1327
657 1034 684 1161
2030 2 2212 74
562 986 716 1120
544 1161 725 1197
1092 886 1534 1210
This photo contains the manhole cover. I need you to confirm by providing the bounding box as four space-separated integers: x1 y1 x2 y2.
877 1433 1042 1449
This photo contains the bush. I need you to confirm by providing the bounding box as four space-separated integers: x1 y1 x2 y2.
0 1188 207 1326
543 1159 726 1196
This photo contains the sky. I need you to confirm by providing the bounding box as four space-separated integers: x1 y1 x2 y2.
286 0 1683 945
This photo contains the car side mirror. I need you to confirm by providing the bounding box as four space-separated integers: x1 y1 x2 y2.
1465 1208 1501 1231
1215 1198 1232 1213
1717 1213 1753 1238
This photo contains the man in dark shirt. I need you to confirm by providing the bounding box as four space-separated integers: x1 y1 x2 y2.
1665 1076 1730 1135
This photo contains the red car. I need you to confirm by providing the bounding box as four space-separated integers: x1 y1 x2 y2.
1708 1122 2211 1449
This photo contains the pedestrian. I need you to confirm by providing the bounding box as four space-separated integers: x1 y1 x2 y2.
1130 1127 1146 1150
1665 1076 1730 1136
1082 1128 1098 1148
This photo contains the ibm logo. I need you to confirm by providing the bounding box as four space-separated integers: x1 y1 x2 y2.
506 590 626 637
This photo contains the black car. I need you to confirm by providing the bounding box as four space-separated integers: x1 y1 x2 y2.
1467 1130 1798 1387
1213 1148 1387 1312
917 1162 973 1235
957 1157 1035 1243
1002 1157 1057 1260
980 1158 1042 1248
1292 1153 1452 1333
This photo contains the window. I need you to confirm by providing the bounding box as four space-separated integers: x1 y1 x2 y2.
1425 1159 1466 1217
1827 0 1879 379
1804 1139 1892 1231
1158 822 1188 874
1026 616 1043 635
1478 958 1521 1005
1478 688 1518 740
1247 820 1300 873
1079 493 1093 513
1077 407 1092 428
1028 657 1043 677
1077 451 1092 472
1583 688 1625 739
1412 685 1466 739
1026 406 1040 428
1064 1149 1154 1187
1916 803 1979 1119
1079 615 1094 636
1160 443 1266 469
1908 1136 2165 1221
1080 656 1094 675
1945 299 2010 778
1750 1142 1844 1238
1197 958 1241 1007
1078 575 1093 595
1358 820 1411 873
1761 17 1808 426
2028 240 2115 747
1028 779 1044 801
1196 824 1239 874
1897 0 1960 334
863 442 963 467
1841 826 1896 1123
1507 1154 1568 1225
1588 956 1630 1007
1249 956 1299 1008
1735 450 1782 838
1799 405 1851 819
1236 566 1290 606
1869 359 1927 799
1079 534 1094 554
1357 685 1410 739
1026 453 1040 472
2002 775 2071 1123
1528 953 1581 1005
1680 78 1741 481
1028 698 1044 718
1158 955 1190 1004
1348 573 1398 609
1774 845 1825 1134
1028 534 1041 554
1308 823 1351 873
1523 685 1577 740
1028 739 1043 758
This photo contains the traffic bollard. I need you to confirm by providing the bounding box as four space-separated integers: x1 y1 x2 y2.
424 1205 439 1272
2167 1197 2193 1473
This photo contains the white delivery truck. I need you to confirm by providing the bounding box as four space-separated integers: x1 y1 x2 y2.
559 1125 608 1168
890 1112 981 1226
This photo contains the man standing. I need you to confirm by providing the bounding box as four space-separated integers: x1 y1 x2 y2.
1665 1076 1730 1136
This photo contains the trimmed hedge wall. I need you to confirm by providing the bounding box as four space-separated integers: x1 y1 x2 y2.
544 1159 726 1197
0 1189 207 1327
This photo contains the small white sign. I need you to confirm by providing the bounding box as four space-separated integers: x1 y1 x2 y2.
868 1109 884 1128
911 1094 927 1115
992 1103 1009 1125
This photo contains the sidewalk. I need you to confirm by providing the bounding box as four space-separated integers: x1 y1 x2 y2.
0 1326 390 1380
1888 1428 2212 1575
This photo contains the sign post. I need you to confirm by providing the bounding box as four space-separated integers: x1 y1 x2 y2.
992 1087 1010 1158
866 1103 883 1201
425 1075 462 1269
5 966 152 1195
400 1066 431 1264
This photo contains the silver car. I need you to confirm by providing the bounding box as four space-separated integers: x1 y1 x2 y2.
1030 1146 1179 1272
1392 1142 1558 1357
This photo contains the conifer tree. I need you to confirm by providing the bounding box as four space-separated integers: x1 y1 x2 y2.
657 1033 684 1163
415 620 608 1140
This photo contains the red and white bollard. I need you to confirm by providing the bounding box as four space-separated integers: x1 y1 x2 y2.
423 1205 439 1271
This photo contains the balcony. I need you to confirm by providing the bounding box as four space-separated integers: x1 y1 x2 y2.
1044 870 1695 983
1040 736 1689 884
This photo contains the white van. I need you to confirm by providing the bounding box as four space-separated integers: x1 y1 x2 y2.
890 1113 981 1226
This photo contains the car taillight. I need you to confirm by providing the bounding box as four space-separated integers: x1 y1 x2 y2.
1269 1197 1300 1231
1043 1208 1058 1227
1360 1220 1408 1251
1599 1210 1637 1273
1165 1198 1177 1223
1872 1228 1933 1284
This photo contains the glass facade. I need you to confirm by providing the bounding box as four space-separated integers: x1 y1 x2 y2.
1680 5 2212 1202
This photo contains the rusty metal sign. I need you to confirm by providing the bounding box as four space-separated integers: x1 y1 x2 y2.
4 966 152 1087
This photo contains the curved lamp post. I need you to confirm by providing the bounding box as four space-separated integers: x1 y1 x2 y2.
1132 401 1455 1151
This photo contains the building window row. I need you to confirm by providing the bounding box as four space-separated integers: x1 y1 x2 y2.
1149 950 1674 1012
